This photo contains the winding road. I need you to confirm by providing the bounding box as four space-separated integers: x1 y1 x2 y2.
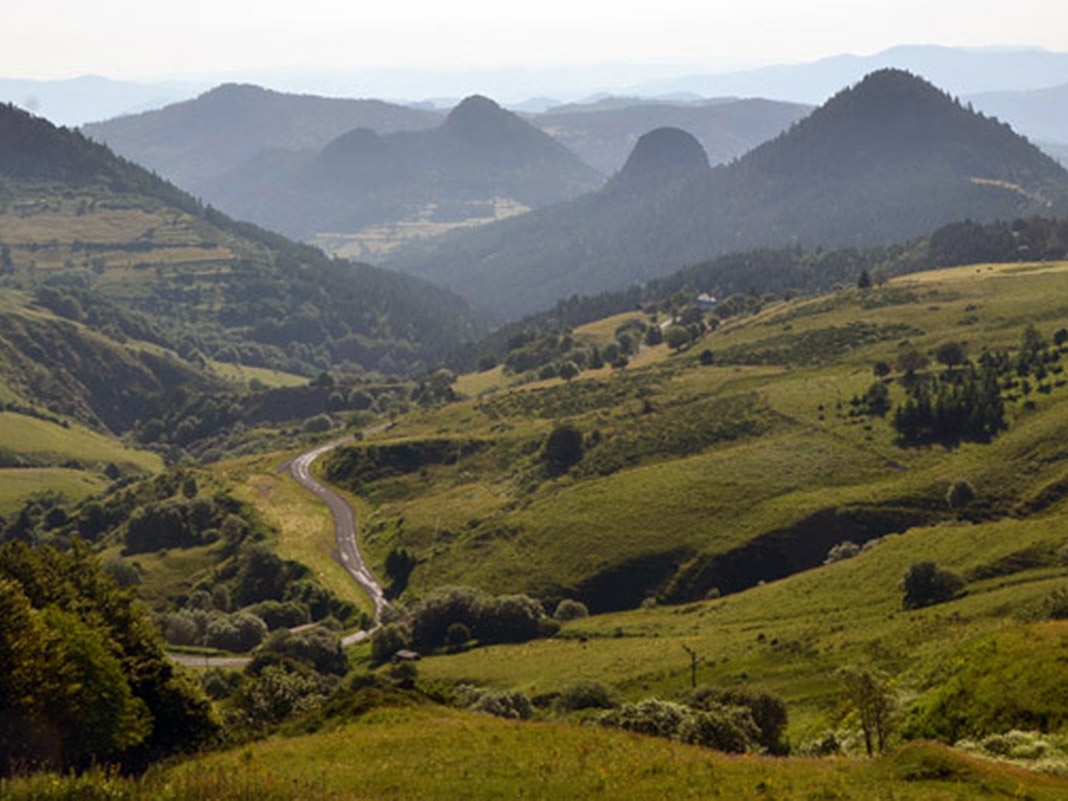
287 428 391 641
170 426 390 667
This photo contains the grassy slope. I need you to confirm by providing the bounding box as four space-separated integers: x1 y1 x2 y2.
213 450 376 616
0 411 162 471
0 467 108 514
327 261 1068 608
153 707 1067 800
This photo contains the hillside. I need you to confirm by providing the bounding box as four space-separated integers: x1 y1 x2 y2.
0 101 485 509
530 96 812 174
193 95 603 256
81 84 440 191
0 101 485 379
390 70 1068 319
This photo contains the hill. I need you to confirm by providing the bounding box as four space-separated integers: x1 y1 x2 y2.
530 96 812 174
81 83 440 192
389 70 1068 319
193 94 603 255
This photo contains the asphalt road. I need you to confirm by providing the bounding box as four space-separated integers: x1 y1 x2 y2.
287 431 391 632
169 427 390 666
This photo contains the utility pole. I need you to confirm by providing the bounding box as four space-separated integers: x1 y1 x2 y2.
682 644 703 689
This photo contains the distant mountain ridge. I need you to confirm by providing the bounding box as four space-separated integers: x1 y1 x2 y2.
630 45 1068 104
388 70 1068 318
529 97 812 174
81 83 441 192
195 94 604 241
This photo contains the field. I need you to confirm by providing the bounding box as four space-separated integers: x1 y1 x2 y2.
0 411 162 472
0 466 109 513
318 261 1068 614
7 707 1068 800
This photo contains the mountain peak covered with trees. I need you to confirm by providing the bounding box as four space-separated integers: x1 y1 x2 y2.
389 70 1068 318
612 126 711 188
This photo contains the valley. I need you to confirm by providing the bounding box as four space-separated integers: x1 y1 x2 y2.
7 46 1068 801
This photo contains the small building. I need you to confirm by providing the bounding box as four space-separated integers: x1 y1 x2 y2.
391 649 422 663
694 293 717 311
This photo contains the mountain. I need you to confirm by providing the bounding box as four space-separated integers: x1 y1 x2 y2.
630 45 1068 104
530 97 812 174
194 94 604 246
81 83 441 192
0 101 487 429
969 82 1068 146
389 70 1068 319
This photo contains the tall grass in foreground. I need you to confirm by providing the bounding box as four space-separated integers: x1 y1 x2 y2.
0 764 342 801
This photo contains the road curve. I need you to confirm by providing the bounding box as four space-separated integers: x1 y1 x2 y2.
169 427 389 667
289 432 391 629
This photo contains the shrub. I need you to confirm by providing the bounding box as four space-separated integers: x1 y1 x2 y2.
370 622 412 665
543 424 584 475
479 594 543 644
555 680 616 711
553 598 589 622
902 561 965 609
825 541 860 564
261 628 348 676
688 687 789 754
245 600 311 630
204 612 267 653
470 690 533 720
946 478 976 511
1043 588 1068 620
445 622 471 649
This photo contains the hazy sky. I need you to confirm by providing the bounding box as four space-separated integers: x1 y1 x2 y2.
5 0 1066 80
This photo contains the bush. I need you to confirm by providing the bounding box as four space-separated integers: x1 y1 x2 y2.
825 541 860 564
479 594 543 644
543 424 584 475
445 622 471 649
204 612 268 652
260 628 348 676
370 621 412 664
555 680 616 711
946 478 976 511
902 561 965 609
245 600 311 630
688 687 789 754
470 690 533 720
1043 588 1068 620
554 598 589 621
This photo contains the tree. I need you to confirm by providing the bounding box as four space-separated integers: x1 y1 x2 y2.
896 348 929 375
553 598 589 621
945 478 976 511
902 561 965 609
384 547 417 599
234 544 287 605
370 621 412 664
839 666 893 756
857 269 872 289
644 325 663 347
1054 328 1068 348
557 361 579 382
935 341 966 368
543 424 583 476
873 361 891 378
665 325 692 352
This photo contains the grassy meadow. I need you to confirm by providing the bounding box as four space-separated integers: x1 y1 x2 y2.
320 261 1068 613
